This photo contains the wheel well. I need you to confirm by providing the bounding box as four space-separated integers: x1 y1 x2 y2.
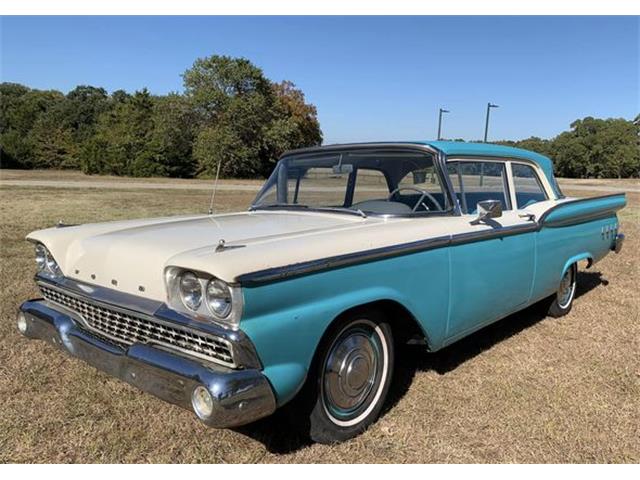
561 254 593 281
329 300 428 348
302 299 428 398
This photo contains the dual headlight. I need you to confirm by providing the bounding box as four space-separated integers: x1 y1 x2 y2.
166 268 242 329
34 243 62 278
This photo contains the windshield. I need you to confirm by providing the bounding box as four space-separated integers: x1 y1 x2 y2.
251 148 453 216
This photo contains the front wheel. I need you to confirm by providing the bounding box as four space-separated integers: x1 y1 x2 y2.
546 263 578 317
308 309 394 444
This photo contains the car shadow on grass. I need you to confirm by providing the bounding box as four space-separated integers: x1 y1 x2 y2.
386 269 609 409
233 270 608 455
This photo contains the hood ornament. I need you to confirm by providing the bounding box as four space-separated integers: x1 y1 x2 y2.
215 239 245 253
56 220 77 228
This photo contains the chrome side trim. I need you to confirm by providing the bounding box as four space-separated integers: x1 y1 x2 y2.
537 193 626 228
449 222 537 246
238 193 626 286
541 209 622 228
239 235 451 285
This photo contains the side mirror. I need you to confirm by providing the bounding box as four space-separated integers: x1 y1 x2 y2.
471 199 502 225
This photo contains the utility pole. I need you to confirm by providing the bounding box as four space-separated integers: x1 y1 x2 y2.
437 108 449 140
483 102 499 142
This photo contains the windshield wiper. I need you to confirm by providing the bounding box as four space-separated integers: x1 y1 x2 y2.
314 207 368 218
249 203 310 211
249 204 367 219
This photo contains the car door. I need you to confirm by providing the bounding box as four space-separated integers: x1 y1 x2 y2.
444 159 537 342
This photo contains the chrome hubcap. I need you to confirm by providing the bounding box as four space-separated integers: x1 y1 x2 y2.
557 266 576 309
322 324 380 419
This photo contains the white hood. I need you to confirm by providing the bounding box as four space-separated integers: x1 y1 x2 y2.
28 211 380 300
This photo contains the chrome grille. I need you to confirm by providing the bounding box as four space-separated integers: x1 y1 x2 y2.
40 285 235 368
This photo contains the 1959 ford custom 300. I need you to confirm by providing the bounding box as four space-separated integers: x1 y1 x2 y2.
17 141 626 443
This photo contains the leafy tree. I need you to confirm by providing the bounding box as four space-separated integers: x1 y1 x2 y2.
185 56 274 177
185 55 322 178
194 123 258 178
183 55 271 123
499 136 552 158
29 111 79 169
144 93 197 177
63 85 110 143
0 84 64 168
502 117 639 178
81 89 155 175
111 89 131 105
261 81 322 175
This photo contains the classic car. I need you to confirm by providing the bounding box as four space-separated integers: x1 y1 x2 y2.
17 141 626 443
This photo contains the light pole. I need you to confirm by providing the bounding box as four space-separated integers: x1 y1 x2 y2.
437 108 450 140
483 102 499 142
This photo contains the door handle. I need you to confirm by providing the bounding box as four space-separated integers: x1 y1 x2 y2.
518 213 536 222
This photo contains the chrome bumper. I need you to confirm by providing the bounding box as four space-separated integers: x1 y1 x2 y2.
17 299 276 428
613 233 625 254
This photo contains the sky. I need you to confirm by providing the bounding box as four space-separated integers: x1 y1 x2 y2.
1 16 638 144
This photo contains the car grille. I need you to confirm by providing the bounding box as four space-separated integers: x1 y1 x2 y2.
40 285 236 368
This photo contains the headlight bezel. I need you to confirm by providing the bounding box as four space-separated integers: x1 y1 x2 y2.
165 267 243 330
34 242 63 278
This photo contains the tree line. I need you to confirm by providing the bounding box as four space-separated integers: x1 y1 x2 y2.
0 55 322 178
1 54 638 179
496 115 639 179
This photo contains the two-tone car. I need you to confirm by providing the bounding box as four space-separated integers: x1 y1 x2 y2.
17 141 626 443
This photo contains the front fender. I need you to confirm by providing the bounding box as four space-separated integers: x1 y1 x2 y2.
241 285 421 405
239 247 450 405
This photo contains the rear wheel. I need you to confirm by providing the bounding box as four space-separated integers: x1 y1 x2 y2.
307 309 394 444
546 263 578 317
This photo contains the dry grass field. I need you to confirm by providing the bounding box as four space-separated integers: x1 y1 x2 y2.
0 170 638 463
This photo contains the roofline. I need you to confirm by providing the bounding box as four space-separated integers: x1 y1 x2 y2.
280 141 552 164
279 142 433 158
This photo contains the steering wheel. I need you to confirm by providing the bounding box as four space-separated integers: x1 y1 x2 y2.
387 187 443 212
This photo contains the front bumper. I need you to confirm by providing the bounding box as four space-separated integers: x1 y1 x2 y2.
17 299 276 428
